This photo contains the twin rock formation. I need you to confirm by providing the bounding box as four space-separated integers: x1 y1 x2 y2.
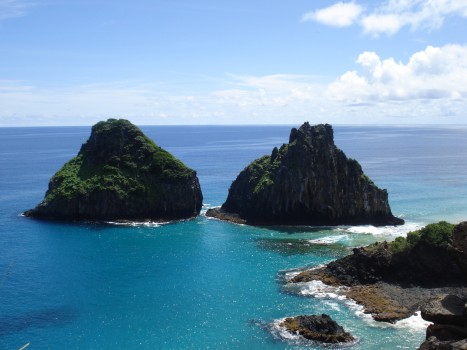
26 119 402 226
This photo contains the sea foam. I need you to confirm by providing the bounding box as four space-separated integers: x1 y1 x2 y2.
337 222 422 237
282 270 430 332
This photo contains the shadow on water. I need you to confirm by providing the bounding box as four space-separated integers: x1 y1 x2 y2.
20 213 193 232
255 238 351 257
256 226 337 235
0 307 77 337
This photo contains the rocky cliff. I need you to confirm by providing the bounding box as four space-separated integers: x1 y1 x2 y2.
207 122 403 226
25 119 203 221
291 221 467 288
418 294 467 349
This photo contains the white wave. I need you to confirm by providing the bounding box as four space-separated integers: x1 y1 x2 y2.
287 279 430 332
105 220 165 227
394 312 431 330
200 203 214 214
269 318 302 342
282 264 326 282
308 234 349 245
339 222 422 237
296 280 348 300
349 300 430 330
323 300 342 312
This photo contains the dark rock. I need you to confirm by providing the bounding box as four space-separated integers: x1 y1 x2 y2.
419 336 454 350
451 339 467 349
426 324 467 342
280 314 354 343
291 220 467 288
421 295 466 327
289 222 467 330
209 122 403 226
419 337 467 350
292 243 466 288
453 222 467 254
205 207 246 225
25 119 203 221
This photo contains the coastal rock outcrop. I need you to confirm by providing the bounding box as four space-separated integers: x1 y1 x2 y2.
291 221 467 287
25 119 203 221
418 294 467 350
280 314 355 344
289 221 467 323
206 122 403 226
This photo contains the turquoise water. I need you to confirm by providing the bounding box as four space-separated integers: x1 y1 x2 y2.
1 125 467 349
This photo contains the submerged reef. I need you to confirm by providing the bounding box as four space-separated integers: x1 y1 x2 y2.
207 122 403 226
25 119 202 221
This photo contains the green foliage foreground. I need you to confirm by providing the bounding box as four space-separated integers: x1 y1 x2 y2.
390 221 455 253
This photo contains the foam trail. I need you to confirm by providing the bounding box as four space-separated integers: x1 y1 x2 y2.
308 234 349 245
269 318 302 342
106 221 165 227
339 222 422 237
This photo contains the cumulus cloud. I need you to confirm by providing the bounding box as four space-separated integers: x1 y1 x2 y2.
304 0 467 36
2 47 467 126
327 44 467 102
302 1 363 27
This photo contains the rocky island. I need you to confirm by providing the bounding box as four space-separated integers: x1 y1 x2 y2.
25 119 203 221
207 122 403 226
279 314 355 344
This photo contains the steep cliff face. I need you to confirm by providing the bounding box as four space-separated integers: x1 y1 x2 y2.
25 119 203 221
208 122 403 226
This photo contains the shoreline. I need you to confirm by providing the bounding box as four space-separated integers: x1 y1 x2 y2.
287 267 467 324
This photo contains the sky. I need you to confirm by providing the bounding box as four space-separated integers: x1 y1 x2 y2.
1 0 467 126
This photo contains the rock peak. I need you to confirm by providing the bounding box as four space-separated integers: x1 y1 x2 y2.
207 122 403 226
290 122 333 145
25 119 203 221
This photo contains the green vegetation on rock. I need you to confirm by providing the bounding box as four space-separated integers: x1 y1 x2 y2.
214 122 403 226
27 119 203 221
389 221 455 253
45 119 193 203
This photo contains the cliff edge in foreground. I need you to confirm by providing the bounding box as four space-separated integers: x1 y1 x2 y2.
25 119 203 221
290 221 467 323
207 122 403 226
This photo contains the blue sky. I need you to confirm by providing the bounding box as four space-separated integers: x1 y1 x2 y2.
1 0 467 126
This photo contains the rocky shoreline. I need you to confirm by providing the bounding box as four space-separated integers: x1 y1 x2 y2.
287 221 467 348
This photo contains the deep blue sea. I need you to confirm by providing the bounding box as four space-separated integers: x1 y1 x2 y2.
1 125 467 349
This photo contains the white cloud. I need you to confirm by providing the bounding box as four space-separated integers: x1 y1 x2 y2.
2 47 467 126
361 14 403 35
305 0 467 36
327 44 467 102
302 1 363 27
0 0 34 21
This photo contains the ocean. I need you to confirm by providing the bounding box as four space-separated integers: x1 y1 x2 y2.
1 124 467 349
